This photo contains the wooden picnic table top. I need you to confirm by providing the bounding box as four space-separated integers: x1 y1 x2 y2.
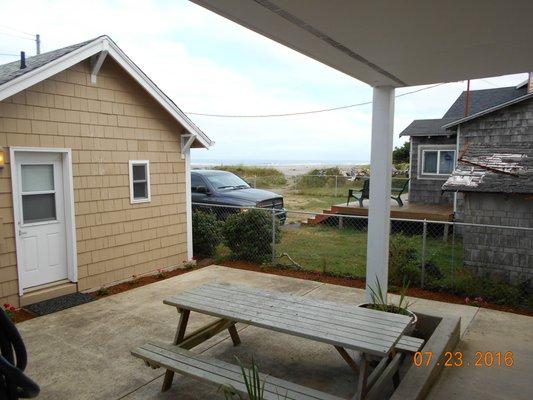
164 282 412 357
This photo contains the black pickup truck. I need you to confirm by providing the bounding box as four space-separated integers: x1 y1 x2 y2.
191 170 286 223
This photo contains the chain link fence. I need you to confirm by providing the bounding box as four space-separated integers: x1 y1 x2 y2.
192 202 533 308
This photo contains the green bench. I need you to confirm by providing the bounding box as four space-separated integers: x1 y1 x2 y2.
346 179 409 207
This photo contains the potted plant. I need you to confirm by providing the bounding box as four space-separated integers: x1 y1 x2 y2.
358 279 417 335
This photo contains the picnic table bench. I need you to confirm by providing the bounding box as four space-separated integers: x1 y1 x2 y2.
132 282 423 400
346 179 409 207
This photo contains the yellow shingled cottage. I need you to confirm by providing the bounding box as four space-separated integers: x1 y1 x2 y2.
0 36 213 307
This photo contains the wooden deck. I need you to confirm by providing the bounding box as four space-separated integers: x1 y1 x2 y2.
331 201 454 222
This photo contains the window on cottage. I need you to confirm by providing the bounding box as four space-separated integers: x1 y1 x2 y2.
129 160 151 203
422 149 456 175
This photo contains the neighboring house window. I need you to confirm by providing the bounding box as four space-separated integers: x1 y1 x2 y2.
129 160 151 203
420 148 456 176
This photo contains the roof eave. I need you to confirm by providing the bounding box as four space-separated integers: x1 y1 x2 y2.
0 36 213 149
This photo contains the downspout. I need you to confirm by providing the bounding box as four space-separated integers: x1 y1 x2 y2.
453 125 461 214
181 134 196 262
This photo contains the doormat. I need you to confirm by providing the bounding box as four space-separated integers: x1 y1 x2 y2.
24 292 94 316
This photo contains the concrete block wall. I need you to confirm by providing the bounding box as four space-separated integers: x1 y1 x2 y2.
0 58 189 306
408 135 455 205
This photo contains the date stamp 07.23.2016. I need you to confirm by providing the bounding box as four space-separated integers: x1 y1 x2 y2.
412 351 514 368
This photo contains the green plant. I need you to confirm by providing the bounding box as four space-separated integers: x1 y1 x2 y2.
392 141 410 164
388 234 420 286
220 357 287 400
156 268 167 279
96 287 110 296
193 211 223 257
3 303 16 319
223 209 281 263
368 278 412 316
214 243 232 263
183 262 196 270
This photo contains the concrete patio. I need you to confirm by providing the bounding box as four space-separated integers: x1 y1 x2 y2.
17 265 533 400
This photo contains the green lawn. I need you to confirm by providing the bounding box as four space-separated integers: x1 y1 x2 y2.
277 224 463 279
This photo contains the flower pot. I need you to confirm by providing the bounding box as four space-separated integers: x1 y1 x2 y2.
357 303 418 335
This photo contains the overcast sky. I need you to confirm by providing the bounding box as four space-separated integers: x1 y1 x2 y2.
0 0 528 164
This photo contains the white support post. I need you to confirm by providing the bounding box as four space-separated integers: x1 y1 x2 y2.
365 86 395 302
182 135 194 261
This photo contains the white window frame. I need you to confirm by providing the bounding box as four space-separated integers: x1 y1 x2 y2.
129 160 151 204
417 145 456 179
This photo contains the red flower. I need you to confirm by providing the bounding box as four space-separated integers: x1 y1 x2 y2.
3 303 9 308
9 306 16 312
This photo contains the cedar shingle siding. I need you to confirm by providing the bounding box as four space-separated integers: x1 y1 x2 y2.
408 136 455 205
0 58 188 306
452 99 533 285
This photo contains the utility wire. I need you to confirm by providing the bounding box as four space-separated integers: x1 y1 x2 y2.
185 82 447 118
0 31 35 41
0 24 34 37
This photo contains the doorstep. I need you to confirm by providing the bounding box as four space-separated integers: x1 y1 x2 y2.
20 280 77 306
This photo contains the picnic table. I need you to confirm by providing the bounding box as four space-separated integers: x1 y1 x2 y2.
132 282 420 400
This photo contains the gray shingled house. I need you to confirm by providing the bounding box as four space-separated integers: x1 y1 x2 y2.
401 76 533 286
442 84 533 286
400 83 529 206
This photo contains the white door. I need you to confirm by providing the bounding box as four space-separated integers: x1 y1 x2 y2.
15 152 68 289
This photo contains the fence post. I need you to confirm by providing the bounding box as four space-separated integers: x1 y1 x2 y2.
335 175 338 197
253 176 257 188
271 208 276 265
421 219 427 288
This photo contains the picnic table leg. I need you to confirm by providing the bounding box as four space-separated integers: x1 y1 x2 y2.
228 323 241 346
353 353 369 400
162 308 190 392
335 346 359 374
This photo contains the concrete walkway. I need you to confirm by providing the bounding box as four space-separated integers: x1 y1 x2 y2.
16 265 532 399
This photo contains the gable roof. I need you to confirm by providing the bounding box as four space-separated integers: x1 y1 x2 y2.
442 92 533 129
399 85 529 137
399 118 456 137
0 36 213 148
443 86 528 119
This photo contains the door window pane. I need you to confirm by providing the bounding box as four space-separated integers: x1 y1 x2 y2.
21 165 54 192
423 151 438 173
22 194 56 223
439 151 455 174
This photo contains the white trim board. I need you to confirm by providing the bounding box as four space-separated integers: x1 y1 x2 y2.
10 147 77 295
0 36 213 149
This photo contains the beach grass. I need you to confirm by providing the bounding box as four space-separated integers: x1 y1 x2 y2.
214 165 287 188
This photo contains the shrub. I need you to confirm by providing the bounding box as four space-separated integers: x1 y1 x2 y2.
214 243 232 263
388 234 421 286
193 211 223 257
223 209 281 263
429 270 525 306
298 167 343 188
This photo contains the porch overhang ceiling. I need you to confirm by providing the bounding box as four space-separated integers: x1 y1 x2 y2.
189 0 533 87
